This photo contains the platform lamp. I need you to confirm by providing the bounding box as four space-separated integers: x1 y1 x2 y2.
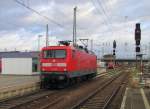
38 35 43 74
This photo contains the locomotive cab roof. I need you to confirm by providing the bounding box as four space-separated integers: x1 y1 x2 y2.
42 45 94 54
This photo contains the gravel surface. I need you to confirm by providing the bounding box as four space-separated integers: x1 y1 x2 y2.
106 81 127 109
0 76 108 109
0 69 123 109
144 88 150 105
47 76 111 109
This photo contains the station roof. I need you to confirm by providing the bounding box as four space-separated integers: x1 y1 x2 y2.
0 51 39 58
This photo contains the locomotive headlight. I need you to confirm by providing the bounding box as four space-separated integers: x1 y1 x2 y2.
40 75 45 80
57 63 66 67
42 63 52 67
58 76 65 80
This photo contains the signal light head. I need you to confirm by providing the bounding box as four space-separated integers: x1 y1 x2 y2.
135 23 141 53
136 23 140 29
135 23 141 41
113 40 116 48
113 49 115 55
136 40 140 45
136 46 140 52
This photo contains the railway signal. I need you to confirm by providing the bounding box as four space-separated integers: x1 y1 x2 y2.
134 23 143 83
136 40 140 45
135 23 141 53
136 46 140 52
135 23 141 68
113 49 115 56
113 40 116 56
113 40 116 49
113 40 116 66
135 23 141 41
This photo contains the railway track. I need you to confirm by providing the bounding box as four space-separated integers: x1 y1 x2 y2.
71 72 128 109
107 78 128 109
0 72 126 109
0 90 57 109
0 73 105 109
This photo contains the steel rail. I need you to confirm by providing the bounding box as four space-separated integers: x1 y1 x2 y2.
0 91 56 109
71 73 127 109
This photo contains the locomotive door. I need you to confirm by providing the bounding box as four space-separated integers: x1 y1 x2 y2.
72 50 80 72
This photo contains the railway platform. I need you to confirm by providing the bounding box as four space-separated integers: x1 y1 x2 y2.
0 75 40 101
120 88 150 109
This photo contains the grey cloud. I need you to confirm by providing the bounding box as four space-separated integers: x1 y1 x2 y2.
0 0 149 58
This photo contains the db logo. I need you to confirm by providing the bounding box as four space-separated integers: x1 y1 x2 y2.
52 59 56 62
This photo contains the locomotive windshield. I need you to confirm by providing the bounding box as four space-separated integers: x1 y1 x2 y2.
43 50 66 58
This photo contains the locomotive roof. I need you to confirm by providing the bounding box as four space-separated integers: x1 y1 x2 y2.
42 45 72 49
42 45 95 55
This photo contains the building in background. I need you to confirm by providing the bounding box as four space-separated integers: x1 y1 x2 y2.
0 51 39 75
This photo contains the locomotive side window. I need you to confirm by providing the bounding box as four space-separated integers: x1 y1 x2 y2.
43 50 66 58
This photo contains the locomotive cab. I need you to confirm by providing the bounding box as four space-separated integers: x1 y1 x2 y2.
42 49 67 72
40 46 71 88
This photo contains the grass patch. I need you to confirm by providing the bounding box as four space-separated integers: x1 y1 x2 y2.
130 67 140 78
129 67 140 88
106 68 121 76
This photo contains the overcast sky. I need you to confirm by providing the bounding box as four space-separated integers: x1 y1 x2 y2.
0 0 150 58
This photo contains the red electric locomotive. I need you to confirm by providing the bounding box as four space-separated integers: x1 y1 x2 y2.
40 41 97 88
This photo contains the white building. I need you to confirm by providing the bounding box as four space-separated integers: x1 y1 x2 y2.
0 51 39 75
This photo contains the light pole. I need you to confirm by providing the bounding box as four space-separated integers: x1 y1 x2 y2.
38 35 42 51
73 7 77 46
38 35 42 74
91 39 93 51
149 42 150 60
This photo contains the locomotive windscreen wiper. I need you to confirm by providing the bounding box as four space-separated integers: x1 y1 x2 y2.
43 50 66 58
